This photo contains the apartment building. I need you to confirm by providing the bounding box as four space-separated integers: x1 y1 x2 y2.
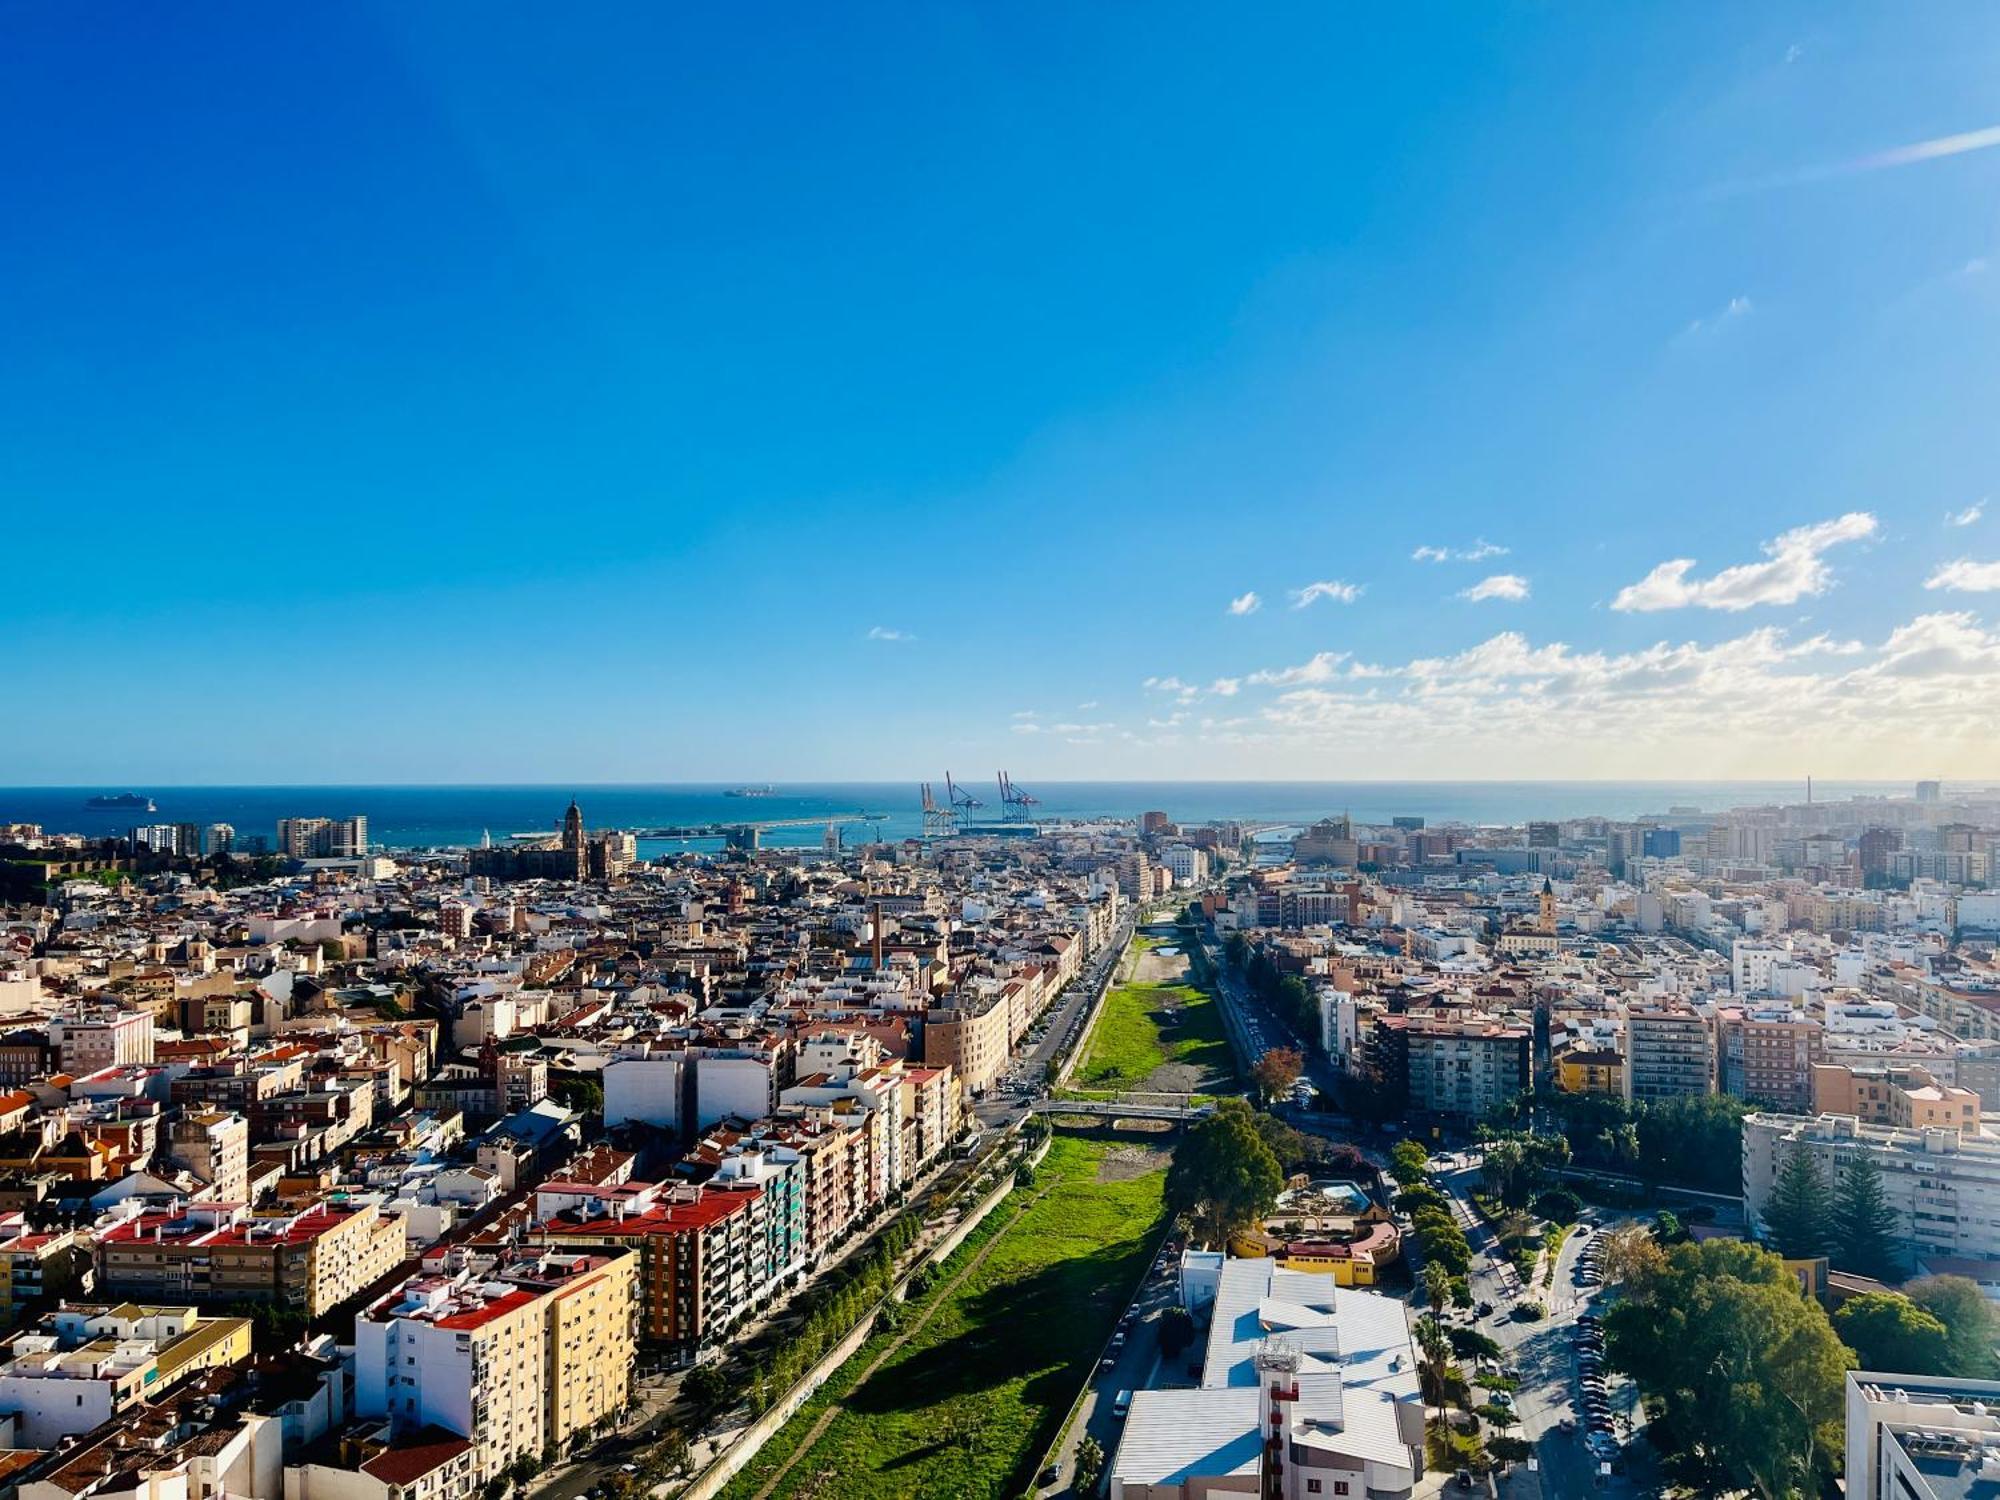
1717 1006 1823 1111
48 1008 154 1073
96 1199 406 1317
1624 1004 1714 1103
1845 1371 2000 1500
354 1247 635 1485
1744 1112 2000 1268
526 1179 763 1353
1403 1019 1530 1120
1554 1046 1624 1096
1811 1062 1982 1130
0 1304 252 1446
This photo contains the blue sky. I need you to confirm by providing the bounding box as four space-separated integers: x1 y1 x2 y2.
5 4 2000 782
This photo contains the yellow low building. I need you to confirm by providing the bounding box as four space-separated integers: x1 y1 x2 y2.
1556 1047 1624 1096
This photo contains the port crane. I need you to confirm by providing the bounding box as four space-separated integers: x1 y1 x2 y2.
997 771 1042 821
919 782 957 840
945 771 984 829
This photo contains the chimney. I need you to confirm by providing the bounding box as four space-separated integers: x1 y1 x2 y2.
871 903 884 972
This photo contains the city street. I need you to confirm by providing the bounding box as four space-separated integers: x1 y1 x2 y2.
973 911 1139 1131
1041 1235 1183 1496
1429 1158 1655 1499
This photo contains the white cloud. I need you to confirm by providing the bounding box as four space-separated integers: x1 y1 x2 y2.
1208 677 1241 697
1010 709 1038 719
1413 539 1508 563
1949 501 1986 527
1460 573 1530 603
866 625 914 642
1247 651 1350 687
1226 591 1262 616
1051 721 1114 735
1143 675 1201 705
1010 722 1040 734
1611 512 1876 612
1927 559 2000 592
1290 579 1364 609
1076 700 1099 710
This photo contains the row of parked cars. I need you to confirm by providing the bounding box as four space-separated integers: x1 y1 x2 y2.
1571 1229 1622 1467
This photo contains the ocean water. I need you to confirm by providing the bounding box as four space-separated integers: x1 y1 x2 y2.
0 780 1924 855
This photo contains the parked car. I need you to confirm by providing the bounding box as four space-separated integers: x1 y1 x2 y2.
1113 1390 1133 1419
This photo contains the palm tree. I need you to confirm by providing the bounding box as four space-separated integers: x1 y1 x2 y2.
1413 1311 1452 1419
1424 1262 1452 1320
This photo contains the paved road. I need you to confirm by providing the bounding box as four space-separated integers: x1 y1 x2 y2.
1426 1161 1656 1499
972 912 1139 1131
1042 1235 1182 1496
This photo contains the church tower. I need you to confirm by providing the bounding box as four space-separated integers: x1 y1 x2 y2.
562 799 585 853
1539 876 1557 935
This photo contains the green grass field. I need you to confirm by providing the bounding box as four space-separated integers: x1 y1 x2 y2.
1076 947 1232 1089
718 1137 1168 1500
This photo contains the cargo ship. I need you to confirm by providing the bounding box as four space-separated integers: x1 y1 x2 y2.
85 792 155 811
724 786 776 798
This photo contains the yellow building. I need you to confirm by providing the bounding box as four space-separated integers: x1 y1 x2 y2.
521 1248 637 1447
1556 1047 1625 1096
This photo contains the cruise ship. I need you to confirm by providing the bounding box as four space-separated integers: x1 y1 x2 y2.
85 793 155 811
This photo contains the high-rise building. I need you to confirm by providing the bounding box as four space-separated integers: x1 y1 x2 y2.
278 815 369 859
1623 1004 1714 1102
1641 827 1681 859
354 1248 638 1486
1858 826 1903 877
1916 779 1943 804
203 822 234 856
1527 820 1560 848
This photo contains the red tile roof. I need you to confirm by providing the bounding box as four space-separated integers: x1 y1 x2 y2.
360 1428 475 1485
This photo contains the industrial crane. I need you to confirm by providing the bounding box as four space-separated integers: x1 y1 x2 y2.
997 771 1042 821
919 782 956 840
945 771 984 827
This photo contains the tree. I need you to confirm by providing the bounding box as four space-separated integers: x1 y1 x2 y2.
1604 1238 1852 1497
1388 1140 1431 1189
1250 1110 1304 1174
1412 1312 1452 1416
1762 1146 1833 1261
1424 1263 1452 1315
1830 1154 1903 1281
1907 1276 2000 1378
683 1362 732 1412
1600 1224 1666 1289
551 1077 603 1115
1651 1210 1690 1246
1251 1046 1304 1103
1166 1098 1284 1245
1074 1434 1106 1495
1159 1305 1196 1359
1835 1292 1953 1375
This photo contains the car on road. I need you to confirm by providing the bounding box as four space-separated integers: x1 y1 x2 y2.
1099 1353 1116 1372
1039 1463 1061 1486
1113 1390 1133 1419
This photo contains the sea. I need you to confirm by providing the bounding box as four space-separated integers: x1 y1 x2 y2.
0 781 1933 858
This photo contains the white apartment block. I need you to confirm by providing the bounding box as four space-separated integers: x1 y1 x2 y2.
1744 1112 2000 1267
1845 1371 2000 1500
